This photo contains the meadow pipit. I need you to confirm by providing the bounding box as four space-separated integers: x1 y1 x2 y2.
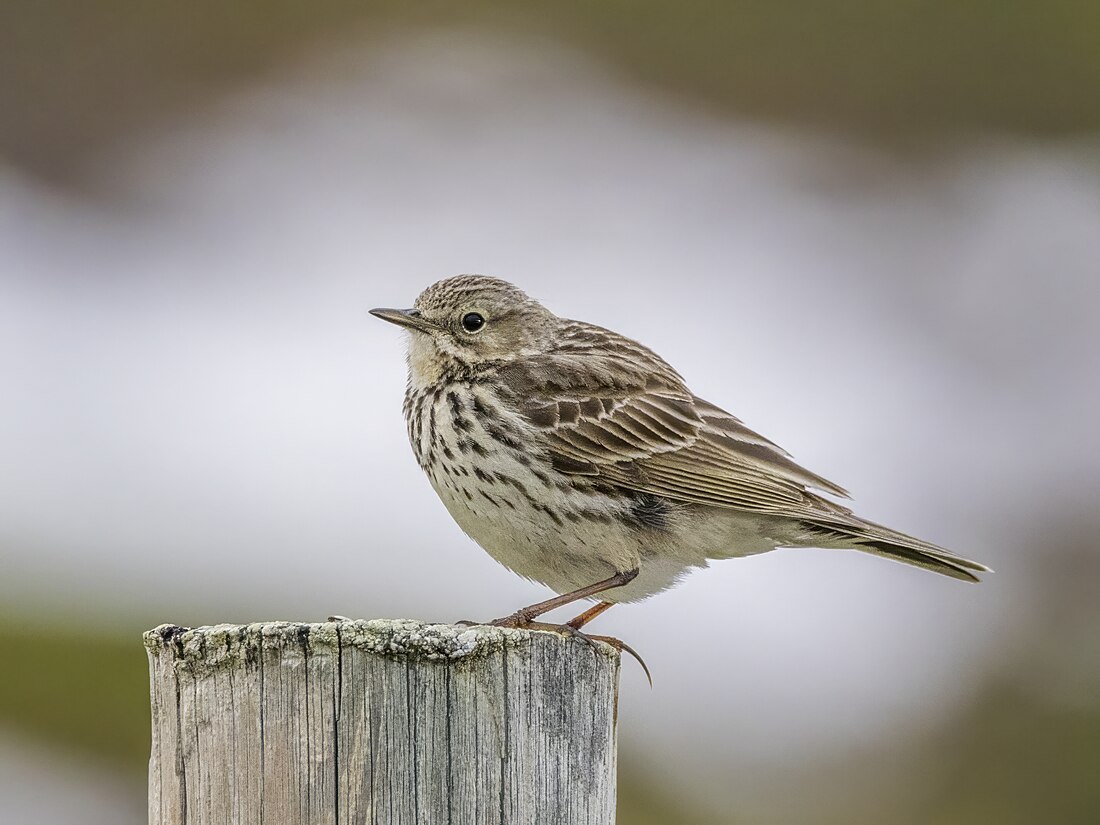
372 276 988 633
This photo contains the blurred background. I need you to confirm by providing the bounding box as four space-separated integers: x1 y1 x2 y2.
2 3 1099 823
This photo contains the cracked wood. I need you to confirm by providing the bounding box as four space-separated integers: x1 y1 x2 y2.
145 619 620 825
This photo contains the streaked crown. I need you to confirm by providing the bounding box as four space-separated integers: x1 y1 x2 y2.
413 275 534 317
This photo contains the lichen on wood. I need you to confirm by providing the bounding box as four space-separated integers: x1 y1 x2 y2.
147 618 620 825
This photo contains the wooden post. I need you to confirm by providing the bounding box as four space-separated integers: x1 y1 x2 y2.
145 619 620 825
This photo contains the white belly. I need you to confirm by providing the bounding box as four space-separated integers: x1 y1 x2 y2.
427 426 642 594
407 381 782 603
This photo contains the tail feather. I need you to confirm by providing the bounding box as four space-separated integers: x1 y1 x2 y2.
799 519 991 583
857 538 986 582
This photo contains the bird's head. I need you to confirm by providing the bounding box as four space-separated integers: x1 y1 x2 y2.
372 275 557 382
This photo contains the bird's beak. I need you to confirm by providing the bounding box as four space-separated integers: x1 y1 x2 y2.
369 307 438 334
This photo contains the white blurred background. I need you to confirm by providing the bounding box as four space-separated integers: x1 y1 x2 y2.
2 8 1099 824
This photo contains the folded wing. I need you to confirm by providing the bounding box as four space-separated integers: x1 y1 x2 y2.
498 321 849 516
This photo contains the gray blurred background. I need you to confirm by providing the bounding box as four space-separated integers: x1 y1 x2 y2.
2 3 1098 823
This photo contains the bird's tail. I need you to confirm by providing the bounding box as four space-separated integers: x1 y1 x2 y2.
800 517 991 582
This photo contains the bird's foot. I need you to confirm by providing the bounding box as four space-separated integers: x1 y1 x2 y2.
451 613 533 628
454 613 532 627
450 615 651 684
487 610 536 629
520 620 653 687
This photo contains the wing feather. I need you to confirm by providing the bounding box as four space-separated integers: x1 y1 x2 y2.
499 321 851 517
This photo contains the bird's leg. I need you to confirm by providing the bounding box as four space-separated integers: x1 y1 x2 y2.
565 601 615 630
485 570 650 684
489 568 638 628
517 619 653 686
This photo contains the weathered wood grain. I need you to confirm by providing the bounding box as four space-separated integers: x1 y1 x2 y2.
145 619 620 824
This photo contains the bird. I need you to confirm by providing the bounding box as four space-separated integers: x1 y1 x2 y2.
371 275 988 636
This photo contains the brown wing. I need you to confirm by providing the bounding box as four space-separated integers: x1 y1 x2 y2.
497 321 850 516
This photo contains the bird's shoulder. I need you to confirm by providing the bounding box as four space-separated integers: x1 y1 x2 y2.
496 318 688 400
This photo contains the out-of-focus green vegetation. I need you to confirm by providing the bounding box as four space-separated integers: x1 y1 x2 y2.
802 668 1100 825
908 679 1100 825
2 1 1099 184
0 617 150 774
550 0 1100 137
618 758 718 825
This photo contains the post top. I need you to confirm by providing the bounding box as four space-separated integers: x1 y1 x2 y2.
144 618 619 675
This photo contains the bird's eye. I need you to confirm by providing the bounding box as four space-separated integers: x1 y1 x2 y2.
461 312 485 333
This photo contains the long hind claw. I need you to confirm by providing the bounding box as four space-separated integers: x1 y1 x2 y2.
584 634 653 687
519 621 653 687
